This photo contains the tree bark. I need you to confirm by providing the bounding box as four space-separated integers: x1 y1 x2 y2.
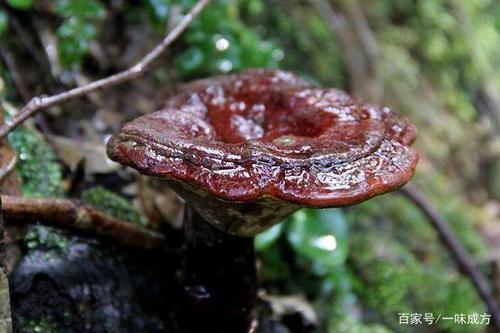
0 197 12 333
0 104 14 333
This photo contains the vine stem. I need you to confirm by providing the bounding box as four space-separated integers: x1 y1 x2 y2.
400 184 500 331
0 0 210 140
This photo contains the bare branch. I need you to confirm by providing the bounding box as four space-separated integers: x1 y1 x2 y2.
0 0 210 140
0 103 19 186
400 184 500 330
0 154 16 183
1 195 167 251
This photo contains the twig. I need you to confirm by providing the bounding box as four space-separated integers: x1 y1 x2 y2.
0 47 31 102
1 195 167 251
0 0 210 140
307 0 382 102
0 103 17 184
0 154 16 182
32 17 62 79
400 184 500 330
0 103 18 185
9 16 48 71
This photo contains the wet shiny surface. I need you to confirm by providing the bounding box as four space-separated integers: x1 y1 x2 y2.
107 69 418 207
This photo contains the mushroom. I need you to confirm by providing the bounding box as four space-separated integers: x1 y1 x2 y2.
107 69 418 332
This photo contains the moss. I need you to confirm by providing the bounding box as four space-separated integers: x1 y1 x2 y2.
350 193 487 266
81 186 143 226
20 315 59 333
317 267 395 333
23 225 69 256
7 125 71 256
328 317 395 333
8 126 63 198
349 231 486 333
349 234 417 321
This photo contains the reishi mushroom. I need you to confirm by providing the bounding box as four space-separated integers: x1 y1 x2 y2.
107 69 418 332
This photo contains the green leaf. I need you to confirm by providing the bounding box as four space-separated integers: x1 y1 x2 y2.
54 0 106 20
0 11 8 38
177 47 205 75
258 245 290 281
287 209 348 275
255 223 284 251
6 0 33 10
146 0 171 26
52 0 105 67
173 0 283 78
57 18 98 66
246 0 264 16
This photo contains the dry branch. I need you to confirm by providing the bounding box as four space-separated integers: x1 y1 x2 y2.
307 0 382 102
1 195 167 251
0 48 30 102
400 184 500 330
0 0 210 140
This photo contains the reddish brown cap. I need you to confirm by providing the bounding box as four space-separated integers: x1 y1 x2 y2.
107 69 418 235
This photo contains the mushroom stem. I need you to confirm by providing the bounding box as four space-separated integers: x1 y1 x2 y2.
181 205 257 333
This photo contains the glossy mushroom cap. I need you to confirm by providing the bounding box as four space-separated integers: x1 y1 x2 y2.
107 69 418 236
